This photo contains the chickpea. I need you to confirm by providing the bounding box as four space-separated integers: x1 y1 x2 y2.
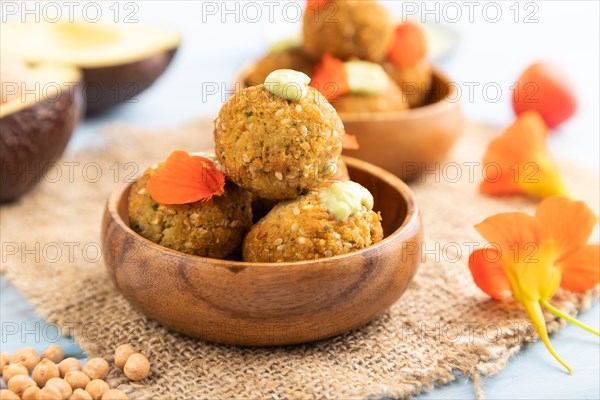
37 385 63 400
58 358 82 378
0 389 20 400
123 354 149 381
85 380 110 400
70 389 93 400
82 359 109 381
7 374 36 397
8 347 40 371
2 363 28 383
32 358 60 387
0 353 9 369
46 377 73 399
101 389 128 400
42 345 64 364
64 371 91 391
21 386 41 400
113 345 135 370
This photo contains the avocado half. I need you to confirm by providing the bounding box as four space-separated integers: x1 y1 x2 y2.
0 63 83 202
1 22 180 115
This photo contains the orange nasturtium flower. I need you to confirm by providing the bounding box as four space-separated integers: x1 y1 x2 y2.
388 22 428 68
310 54 349 102
146 150 226 205
342 133 360 151
306 0 331 12
469 195 600 373
480 111 568 198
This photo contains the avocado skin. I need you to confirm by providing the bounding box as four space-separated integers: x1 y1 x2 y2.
84 48 177 116
0 83 84 203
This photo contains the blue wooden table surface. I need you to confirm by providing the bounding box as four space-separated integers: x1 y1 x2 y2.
2 2 599 398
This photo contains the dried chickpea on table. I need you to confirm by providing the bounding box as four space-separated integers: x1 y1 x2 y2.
1 344 150 400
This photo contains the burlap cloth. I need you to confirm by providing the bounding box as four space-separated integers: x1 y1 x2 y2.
1 119 598 399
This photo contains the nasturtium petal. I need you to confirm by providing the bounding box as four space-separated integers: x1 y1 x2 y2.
388 22 428 68
146 150 225 205
310 54 349 101
536 195 597 259
480 111 568 198
468 248 512 300
306 0 330 12
342 133 360 150
475 212 540 258
558 245 600 292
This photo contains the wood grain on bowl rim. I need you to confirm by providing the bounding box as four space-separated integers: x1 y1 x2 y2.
101 156 423 346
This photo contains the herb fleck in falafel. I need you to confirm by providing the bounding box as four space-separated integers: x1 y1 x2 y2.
243 181 383 262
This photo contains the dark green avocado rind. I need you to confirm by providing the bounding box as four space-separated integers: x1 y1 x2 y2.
0 83 84 203
84 48 178 115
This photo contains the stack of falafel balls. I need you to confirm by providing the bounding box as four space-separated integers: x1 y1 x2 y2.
244 0 433 113
129 69 384 263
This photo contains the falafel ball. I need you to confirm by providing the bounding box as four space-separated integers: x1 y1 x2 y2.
243 181 383 262
303 0 393 63
128 163 253 259
250 158 350 221
333 78 409 113
383 60 433 108
214 83 344 201
245 47 316 87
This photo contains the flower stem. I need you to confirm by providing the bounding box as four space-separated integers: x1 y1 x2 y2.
524 300 572 374
540 299 600 337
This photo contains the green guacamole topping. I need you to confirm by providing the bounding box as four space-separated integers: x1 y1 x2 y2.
345 60 389 95
264 69 311 102
319 181 374 221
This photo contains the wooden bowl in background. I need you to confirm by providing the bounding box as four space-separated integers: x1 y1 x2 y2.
339 70 465 181
234 64 465 182
101 156 423 346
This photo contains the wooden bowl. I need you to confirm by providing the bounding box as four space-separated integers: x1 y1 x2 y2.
101 156 422 346
234 63 465 181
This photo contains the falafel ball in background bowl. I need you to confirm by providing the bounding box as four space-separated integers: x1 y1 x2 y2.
244 180 383 263
383 59 433 109
303 0 393 63
128 151 253 260
310 57 410 114
383 22 434 108
215 69 344 201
